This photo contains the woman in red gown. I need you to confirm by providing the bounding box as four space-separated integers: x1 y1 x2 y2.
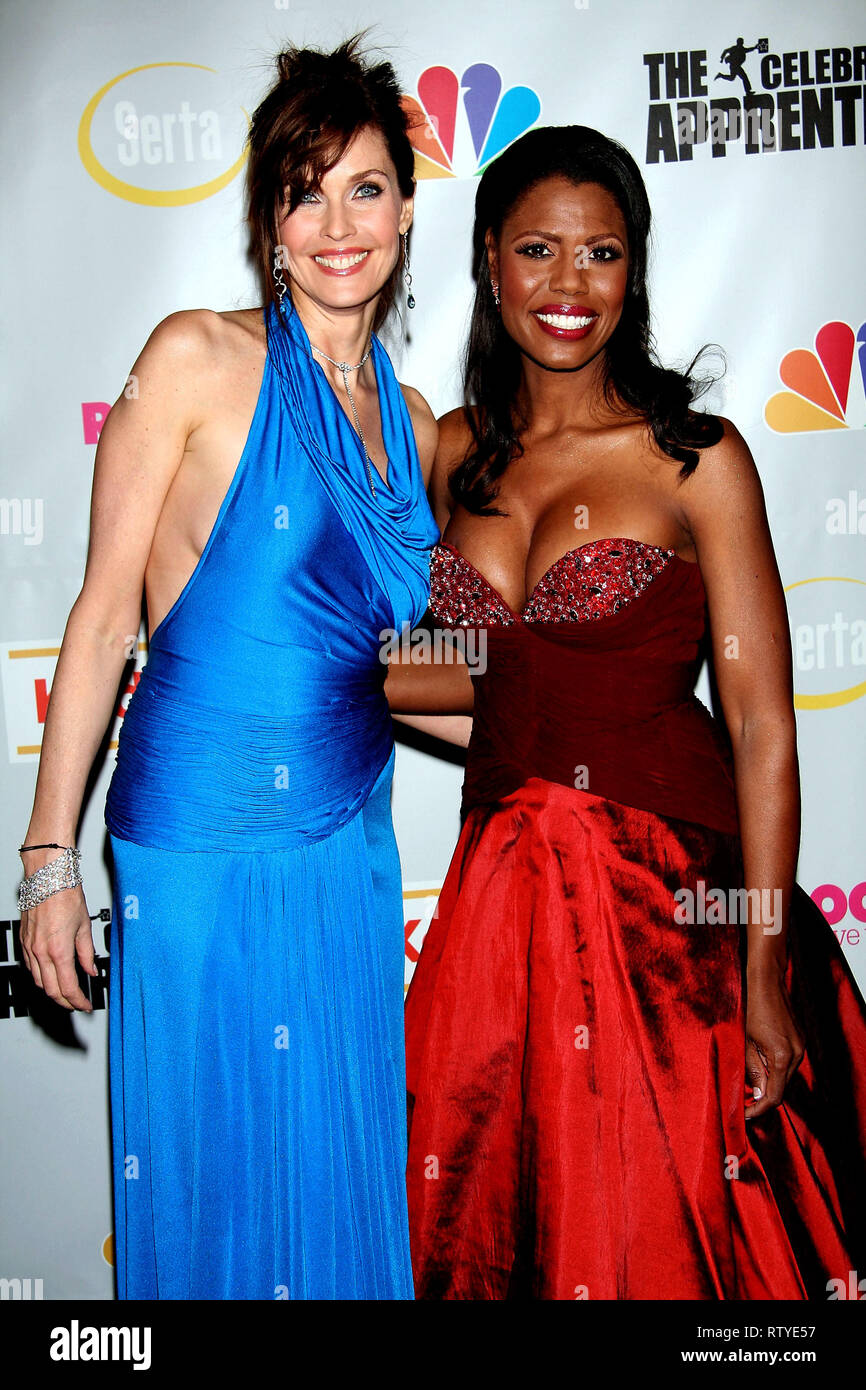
392 125 866 1299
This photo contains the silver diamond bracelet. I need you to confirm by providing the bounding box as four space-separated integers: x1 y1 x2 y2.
18 845 82 912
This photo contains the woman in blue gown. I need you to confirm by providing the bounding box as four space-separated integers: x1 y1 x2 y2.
17 39 438 1299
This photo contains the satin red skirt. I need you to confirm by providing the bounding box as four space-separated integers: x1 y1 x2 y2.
404 780 866 1299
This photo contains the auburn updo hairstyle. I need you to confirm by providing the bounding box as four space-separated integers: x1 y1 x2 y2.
246 35 416 331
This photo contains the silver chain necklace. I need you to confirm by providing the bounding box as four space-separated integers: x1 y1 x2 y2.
310 341 380 498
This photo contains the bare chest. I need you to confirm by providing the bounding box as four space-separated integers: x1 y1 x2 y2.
443 440 692 612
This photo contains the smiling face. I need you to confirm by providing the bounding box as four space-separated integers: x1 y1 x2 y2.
487 176 630 371
275 124 414 318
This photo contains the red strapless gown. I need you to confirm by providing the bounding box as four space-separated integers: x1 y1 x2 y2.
404 537 866 1300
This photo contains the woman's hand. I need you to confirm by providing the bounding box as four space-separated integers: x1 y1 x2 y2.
744 971 804 1121
19 884 97 1013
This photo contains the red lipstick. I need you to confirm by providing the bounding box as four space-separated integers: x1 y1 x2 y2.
532 304 598 340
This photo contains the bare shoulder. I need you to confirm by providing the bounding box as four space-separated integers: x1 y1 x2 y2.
691 414 753 467
217 305 268 353
399 383 438 485
674 415 776 564
135 307 222 367
426 405 476 530
679 416 764 509
108 309 265 447
127 307 264 395
437 405 476 460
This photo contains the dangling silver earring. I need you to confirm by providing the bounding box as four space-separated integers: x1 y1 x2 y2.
492 281 501 309
402 232 416 309
272 251 287 305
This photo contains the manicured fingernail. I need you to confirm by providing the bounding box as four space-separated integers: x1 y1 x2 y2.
753 1086 763 1099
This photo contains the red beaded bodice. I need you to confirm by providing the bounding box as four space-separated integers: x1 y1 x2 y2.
430 536 676 626
426 534 739 835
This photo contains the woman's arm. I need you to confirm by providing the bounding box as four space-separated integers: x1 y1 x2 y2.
392 713 473 747
678 417 804 1120
384 634 475 715
19 313 206 1011
384 404 477 745
385 634 474 743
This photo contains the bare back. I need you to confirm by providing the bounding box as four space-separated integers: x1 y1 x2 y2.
142 308 268 640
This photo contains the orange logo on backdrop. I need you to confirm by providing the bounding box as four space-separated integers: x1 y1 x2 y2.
765 320 866 432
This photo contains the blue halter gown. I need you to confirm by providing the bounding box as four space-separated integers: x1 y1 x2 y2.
104 297 438 1299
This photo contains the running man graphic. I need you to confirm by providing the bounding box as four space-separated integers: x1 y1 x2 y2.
715 37 766 95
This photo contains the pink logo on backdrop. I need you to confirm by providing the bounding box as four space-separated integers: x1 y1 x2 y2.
82 401 111 443
812 882 866 948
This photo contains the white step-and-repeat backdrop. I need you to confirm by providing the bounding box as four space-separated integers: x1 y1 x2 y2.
1 0 863 1298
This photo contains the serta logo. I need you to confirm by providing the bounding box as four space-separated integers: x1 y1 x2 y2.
78 62 248 205
785 577 866 709
402 64 540 179
765 320 866 432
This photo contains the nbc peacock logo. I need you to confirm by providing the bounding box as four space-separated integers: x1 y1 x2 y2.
765 320 866 432
402 64 541 179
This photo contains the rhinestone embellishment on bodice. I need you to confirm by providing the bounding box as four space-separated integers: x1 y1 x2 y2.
430 537 676 626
